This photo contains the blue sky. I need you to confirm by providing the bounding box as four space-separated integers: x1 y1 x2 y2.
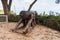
0 0 60 15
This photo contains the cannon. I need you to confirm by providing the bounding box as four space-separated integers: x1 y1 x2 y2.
12 0 37 34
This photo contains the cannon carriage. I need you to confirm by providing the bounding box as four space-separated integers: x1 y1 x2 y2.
12 0 37 34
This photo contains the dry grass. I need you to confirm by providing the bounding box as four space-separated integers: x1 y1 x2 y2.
0 22 60 40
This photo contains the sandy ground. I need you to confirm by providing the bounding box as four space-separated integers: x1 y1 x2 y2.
0 22 60 40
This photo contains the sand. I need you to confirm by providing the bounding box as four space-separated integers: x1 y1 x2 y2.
0 22 60 40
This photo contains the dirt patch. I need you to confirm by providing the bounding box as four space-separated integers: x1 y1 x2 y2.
0 22 60 40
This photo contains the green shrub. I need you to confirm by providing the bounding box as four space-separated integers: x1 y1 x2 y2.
8 14 60 31
35 15 60 31
8 15 21 22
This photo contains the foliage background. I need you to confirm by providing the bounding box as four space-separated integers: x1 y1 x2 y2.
8 12 60 31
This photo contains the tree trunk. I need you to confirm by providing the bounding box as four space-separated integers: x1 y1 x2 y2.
8 0 12 11
1 0 12 15
1 0 8 15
